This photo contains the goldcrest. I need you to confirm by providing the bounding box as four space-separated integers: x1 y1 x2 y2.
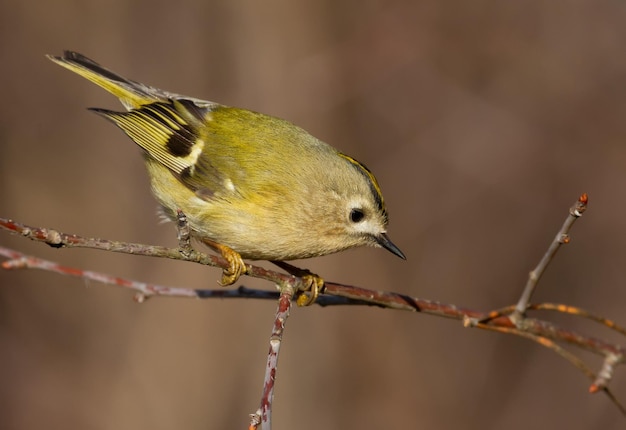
48 51 405 293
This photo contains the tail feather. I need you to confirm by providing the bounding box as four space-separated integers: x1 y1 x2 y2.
47 51 172 109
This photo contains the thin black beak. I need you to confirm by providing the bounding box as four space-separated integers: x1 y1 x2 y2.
376 233 406 260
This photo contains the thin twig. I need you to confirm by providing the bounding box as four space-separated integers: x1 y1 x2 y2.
512 193 588 319
252 283 294 430
478 302 626 338
1 247 197 301
531 303 626 337
0 217 307 293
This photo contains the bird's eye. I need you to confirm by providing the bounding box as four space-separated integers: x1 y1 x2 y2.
349 208 365 223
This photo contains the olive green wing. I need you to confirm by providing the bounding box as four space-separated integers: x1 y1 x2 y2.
92 98 230 198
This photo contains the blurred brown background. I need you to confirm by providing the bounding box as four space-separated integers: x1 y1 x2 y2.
1 1 626 429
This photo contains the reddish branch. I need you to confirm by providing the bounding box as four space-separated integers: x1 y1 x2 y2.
249 284 294 429
512 193 588 318
2 193 626 417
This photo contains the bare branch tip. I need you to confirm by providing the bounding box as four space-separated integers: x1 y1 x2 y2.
579 193 588 205
572 193 588 217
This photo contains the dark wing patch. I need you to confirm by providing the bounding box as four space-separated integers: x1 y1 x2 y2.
89 99 209 177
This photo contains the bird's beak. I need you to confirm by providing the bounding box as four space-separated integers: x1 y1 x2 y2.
376 233 406 260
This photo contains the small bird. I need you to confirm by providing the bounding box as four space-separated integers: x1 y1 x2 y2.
48 51 405 303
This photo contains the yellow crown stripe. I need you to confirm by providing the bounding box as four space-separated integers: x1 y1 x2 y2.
338 153 387 216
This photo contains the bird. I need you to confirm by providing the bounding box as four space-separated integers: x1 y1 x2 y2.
47 51 405 304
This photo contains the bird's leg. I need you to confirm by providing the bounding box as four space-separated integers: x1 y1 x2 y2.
201 239 247 286
271 261 325 306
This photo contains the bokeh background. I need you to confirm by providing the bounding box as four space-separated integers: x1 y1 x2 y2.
1 1 626 429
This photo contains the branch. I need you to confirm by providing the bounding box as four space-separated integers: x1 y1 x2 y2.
0 217 307 297
2 193 626 415
249 283 294 430
1 208 624 361
512 193 588 318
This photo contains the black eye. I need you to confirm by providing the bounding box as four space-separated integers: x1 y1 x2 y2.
349 208 365 223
